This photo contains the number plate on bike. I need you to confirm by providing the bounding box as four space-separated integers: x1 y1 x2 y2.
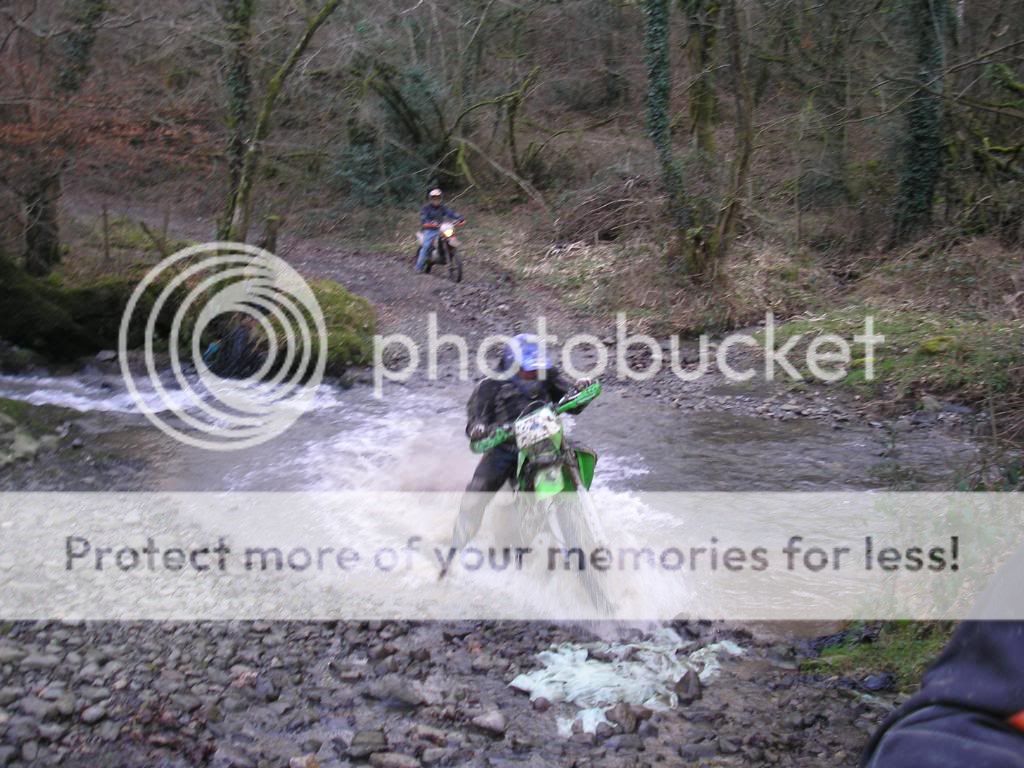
514 407 561 448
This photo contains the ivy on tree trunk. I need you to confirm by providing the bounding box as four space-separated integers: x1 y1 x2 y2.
644 0 694 236
219 0 255 241
893 0 951 243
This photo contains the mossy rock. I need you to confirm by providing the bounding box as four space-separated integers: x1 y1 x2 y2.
0 256 184 361
919 336 956 355
0 256 97 359
309 279 376 376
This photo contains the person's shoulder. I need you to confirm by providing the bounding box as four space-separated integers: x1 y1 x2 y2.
472 376 509 395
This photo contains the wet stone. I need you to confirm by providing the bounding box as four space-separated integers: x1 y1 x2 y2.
421 747 452 765
6 716 39 744
719 737 740 754
19 697 59 721
20 742 38 763
367 676 425 708
410 724 447 746
347 730 388 758
604 734 643 751
674 668 702 704
97 720 121 741
605 703 637 733
471 710 507 736
20 654 61 670
170 693 203 712
0 687 22 706
0 648 27 665
369 753 421 768
37 724 66 742
680 742 718 760
80 704 107 724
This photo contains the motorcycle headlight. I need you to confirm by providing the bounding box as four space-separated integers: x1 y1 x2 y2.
441 223 455 237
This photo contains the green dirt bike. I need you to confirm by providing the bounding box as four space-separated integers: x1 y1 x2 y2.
471 381 612 613
417 220 463 283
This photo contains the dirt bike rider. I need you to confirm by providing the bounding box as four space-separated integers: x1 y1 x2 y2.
451 333 592 549
416 188 464 274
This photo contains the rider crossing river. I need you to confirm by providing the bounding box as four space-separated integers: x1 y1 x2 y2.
451 333 592 549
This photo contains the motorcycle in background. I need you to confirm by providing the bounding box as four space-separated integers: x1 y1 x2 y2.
415 219 463 283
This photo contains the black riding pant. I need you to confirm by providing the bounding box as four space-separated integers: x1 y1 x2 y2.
451 446 517 549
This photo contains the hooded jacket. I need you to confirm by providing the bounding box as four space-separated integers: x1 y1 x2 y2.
863 621 1024 767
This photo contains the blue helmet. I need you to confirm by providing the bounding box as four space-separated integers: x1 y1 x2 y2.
501 333 552 373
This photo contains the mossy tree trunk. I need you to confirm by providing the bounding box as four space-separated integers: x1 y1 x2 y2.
892 0 951 243
225 0 342 244
680 0 721 156
20 0 106 277
55 0 107 94
23 172 62 277
644 0 695 239
711 0 754 270
219 0 255 241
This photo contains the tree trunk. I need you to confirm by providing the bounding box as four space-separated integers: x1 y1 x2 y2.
219 0 255 240
23 171 62 277
893 0 950 242
56 0 107 94
644 0 695 237
225 0 342 243
681 0 721 156
711 0 754 269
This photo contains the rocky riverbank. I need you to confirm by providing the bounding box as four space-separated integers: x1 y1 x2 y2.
0 619 896 767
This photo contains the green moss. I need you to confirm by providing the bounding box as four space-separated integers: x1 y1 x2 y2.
309 279 376 375
759 306 1024 402
0 256 98 359
802 621 953 692
0 256 185 360
919 335 956 355
0 398 31 424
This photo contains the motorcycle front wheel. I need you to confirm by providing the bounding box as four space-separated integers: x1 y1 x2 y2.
552 489 614 616
447 247 463 283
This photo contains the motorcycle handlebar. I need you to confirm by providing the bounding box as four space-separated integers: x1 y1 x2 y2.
468 381 602 454
470 424 513 454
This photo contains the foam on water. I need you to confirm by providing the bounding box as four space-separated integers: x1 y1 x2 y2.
0 374 192 414
509 628 744 734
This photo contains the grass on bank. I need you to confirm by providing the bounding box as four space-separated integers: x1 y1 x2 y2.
760 307 1024 401
802 622 954 693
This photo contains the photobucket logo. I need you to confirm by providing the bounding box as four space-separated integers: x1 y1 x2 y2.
372 312 883 395
117 242 327 450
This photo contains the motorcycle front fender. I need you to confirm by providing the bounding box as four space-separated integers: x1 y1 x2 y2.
533 467 566 498
517 451 567 498
575 448 597 490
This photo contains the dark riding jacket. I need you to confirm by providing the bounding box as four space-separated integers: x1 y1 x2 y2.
420 203 464 228
465 369 585 440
